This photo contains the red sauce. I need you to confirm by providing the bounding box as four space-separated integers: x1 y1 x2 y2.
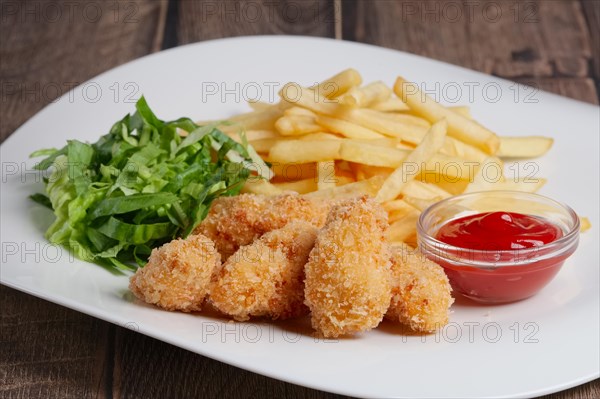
436 212 563 251
432 212 568 303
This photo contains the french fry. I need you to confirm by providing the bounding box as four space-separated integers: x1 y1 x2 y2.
349 163 394 181
317 160 337 190
312 68 363 99
214 108 282 135
425 177 469 196
299 132 343 141
315 115 385 139
339 81 392 107
280 83 341 115
305 175 385 199
275 115 321 136
385 199 418 223
374 111 431 128
394 77 500 154
339 141 409 167
268 139 341 163
236 130 280 141
247 101 273 111
464 156 504 193
402 195 441 212
249 138 290 153
370 97 409 112
336 160 353 172
280 84 426 145
387 209 420 243
284 106 317 117
342 108 429 144
401 180 452 200
271 162 316 181
229 107 282 128
335 174 356 186
426 153 482 181
273 178 318 194
580 217 591 232
229 70 555 239
242 179 283 195
497 136 554 158
440 136 488 163
449 106 472 118
376 120 447 202
354 137 404 147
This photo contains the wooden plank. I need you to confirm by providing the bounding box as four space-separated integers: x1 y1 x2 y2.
581 0 600 82
0 1 167 398
0 287 112 399
111 327 350 399
178 0 336 43
0 0 168 142
342 0 593 80
539 380 600 399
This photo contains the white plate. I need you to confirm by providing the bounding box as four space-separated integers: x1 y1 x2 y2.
1 36 598 398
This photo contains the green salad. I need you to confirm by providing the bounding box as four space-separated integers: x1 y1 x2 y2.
31 97 264 271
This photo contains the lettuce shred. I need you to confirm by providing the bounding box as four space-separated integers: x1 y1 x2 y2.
31 96 253 271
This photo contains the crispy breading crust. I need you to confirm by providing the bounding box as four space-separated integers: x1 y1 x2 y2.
386 245 454 332
304 196 392 338
129 234 220 312
209 221 318 321
194 193 329 261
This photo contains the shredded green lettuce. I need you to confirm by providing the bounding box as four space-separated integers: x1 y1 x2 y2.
31 96 253 271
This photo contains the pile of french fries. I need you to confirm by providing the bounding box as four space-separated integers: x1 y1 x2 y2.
204 69 559 246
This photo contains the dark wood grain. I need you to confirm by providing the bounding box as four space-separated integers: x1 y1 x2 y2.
342 0 593 78
0 286 112 399
538 380 600 399
581 0 600 93
0 0 166 398
0 0 168 142
177 0 336 44
341 0 599 103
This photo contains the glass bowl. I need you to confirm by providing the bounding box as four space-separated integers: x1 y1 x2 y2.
417 191 580 304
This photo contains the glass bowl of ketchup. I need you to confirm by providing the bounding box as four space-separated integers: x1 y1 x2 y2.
417 191 580 304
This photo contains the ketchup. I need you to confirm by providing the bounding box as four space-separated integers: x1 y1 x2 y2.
436 212 563 251
432 212 568 303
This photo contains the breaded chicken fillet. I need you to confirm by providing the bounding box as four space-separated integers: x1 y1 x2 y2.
210 221 318 321
194 193 329 260
304 196 391 338
129 234 220 312
386 244 454 332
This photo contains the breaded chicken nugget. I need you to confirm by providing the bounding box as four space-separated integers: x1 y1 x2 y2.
194 193 329 260
386 244 454 332
129 234 220 312
304 196 391 338
209 221 318 321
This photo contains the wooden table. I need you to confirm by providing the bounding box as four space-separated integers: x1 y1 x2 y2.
1 1 598 397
